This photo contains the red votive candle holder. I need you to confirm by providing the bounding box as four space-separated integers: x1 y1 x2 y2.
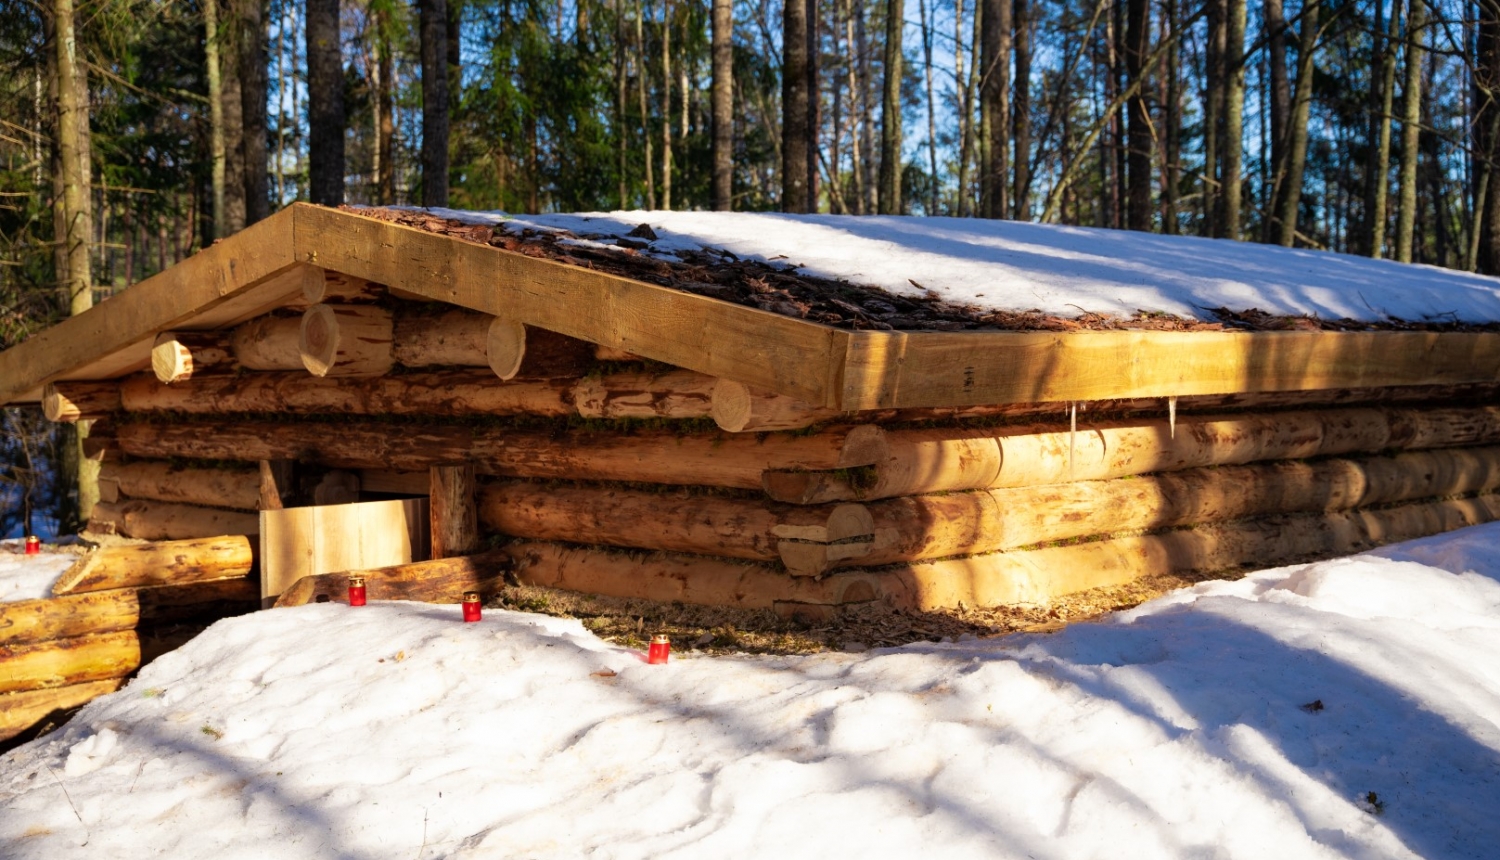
462 591 482 622
647 634 671 664
347 575 367 606
24 535 41 555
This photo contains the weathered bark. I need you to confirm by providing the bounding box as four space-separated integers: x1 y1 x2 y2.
430 465 479 558
99 461 260 511
237 0 269 224
1274 0 1317 246
1395 0 1425 263
42 382 120 423
52 535 256 595
979 0 1009 218
231 313 305 370
273 549 511 607
418 0 450 206
305 0 344 205
152 331 237 383
299 304 396 377
783 0 811 212
88 500 260 541
117 420 890 489
0 591 140 647
711 0 733 210
1123 0 1151 230
0 631 141 695
877 0 905 214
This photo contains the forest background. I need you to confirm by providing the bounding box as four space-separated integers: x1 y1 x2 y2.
4 0 1500 533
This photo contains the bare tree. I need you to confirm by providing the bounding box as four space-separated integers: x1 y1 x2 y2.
1273 0 1318 246
1123 0 1150 229
979 0 1009 217
712 0 733 209
783 0 811 211
877 0 904 213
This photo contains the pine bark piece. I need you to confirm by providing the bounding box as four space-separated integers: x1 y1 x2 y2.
712 379 841 432
300 303 395 377
230 313 307 371
52 535 256 595
0 680 123 743
100 460 261 511
87 500 260 541
572 369 716 420
486 320 597 380
273 549 510 607
120 370 574 418
392 309 491 367
430 465 479 558
0 591 142 647
118 421 889 489
0 631 142 695
151 331 237 384
42 381 120 422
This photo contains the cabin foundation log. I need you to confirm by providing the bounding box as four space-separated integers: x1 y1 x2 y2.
0 591 142 646
0 680 124 743
430 465 479 558
42 381 120 422
52 535 256 595
300 304 396 377
99 461 261 511
88 500 260 541
273 549 511 607
0 630 142 695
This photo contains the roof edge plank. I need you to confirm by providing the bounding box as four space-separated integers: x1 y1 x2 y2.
0 209 300 406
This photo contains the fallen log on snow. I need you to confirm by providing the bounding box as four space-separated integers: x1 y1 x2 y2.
0 630 141 695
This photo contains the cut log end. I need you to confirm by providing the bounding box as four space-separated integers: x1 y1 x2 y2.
711 379 841 433
300 304 340 377
485 318 528 380
151 333 194 384
43 381 121 423
300 303 394 377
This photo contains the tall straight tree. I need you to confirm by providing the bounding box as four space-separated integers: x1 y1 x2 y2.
1273 0 1317 246
805 0 820 207
238 0 270 223
306 0 345 205
1220 0 1246 238
979 0 1009 217
373 0 395 205
1123 0 1150 230
1203 0 1224 236
1263 0 1289 241
782 0 811 211
419 0 450 206
206 0 226 236
711 0 732 209
1365 0 1399 257
1012 0 1031 219
877 0 904 213
1394 0 1425 262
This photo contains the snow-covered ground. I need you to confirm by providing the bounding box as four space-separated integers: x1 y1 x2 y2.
4 523 1500 859
425 208 1500 324
0 542 74 602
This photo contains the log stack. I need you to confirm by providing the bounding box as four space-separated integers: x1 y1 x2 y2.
36 271 1500 616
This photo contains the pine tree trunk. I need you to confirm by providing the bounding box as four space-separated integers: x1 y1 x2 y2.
636 0 655 209
1123 0 1150 230
1264 0 1289 242
237 0 269 223
221 12 246 232
857 0 876 214
662 0 674 210
206 0 226 237
782 0 810 211
1366 0 1398 258
921 0 938 214
419 0 450 207
1274 0 1317 247
375 6 395 205
1011 0 1031 219
1162 0 1180 232
1203 0 1224 237
979 0 1009 218
1221 0 1246 239
806 0 821 207
1394 0 1425 263
877 0 904 213
306 0 345 206
711 0 733 209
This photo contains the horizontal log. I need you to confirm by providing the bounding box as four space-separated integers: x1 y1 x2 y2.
230 313 306 371
0 591 141 647
99 460 261 511
53 535 257 595
0 680 123 743
711 380 843 432
764 405 1500 503
0 630 141 695
117 420 889 489
151 331 236 384
87 500 260 541
487 320 598 380
300 303 395 377
273 549 511 607
42 381 120 422
392 309 491 367
572 369 715 419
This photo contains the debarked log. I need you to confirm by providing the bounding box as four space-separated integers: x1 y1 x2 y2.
764 405 1500 503
273 549 512 607
116 420 889 489
99 460 261 511
300 303 395 377
0 630 142 695
42 381 120 422
87 500 260 541
52 535 257 595
151 331 237 384
230 313 306 371
0 680 124 743
0 591 141 647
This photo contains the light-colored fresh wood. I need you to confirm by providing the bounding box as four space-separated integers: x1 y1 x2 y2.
0 680 123 742
303 269 381 304
485 319 598 380
572 369 716 419
430 465 479 558
118 420 890 489
231 313 306 371
0 591 141 646
87 500 260 541
99 461 261 511
0 630 141 695
711 379 843 432
393 309 491 366
273 549 509 607
764 405 1500 504
42 381 120 422
259 498 430 602
51 535 256 595
151 331 236 383
299 303 395 377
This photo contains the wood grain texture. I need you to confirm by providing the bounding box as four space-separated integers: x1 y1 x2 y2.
0 591 142 646
42 381 120 422
0 631 141 694
300 303 395 377
52 535 256 595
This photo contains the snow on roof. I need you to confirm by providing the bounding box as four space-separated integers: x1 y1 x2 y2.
427 207 1500 324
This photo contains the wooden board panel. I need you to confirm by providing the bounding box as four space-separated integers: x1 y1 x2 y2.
259 498 430 602
0 211 299 405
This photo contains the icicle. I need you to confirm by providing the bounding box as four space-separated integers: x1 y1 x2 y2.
1168 396 1177 439
1069 401 1078 478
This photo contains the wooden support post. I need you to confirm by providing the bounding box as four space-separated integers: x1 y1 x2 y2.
41 381 120 422
273 549 509 607
151 331 236 383
300 304 395 377
430 465 479 558
51 535 257 595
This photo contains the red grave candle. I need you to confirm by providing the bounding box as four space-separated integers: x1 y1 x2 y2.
647 634 671 664
347 575 367 606
24 536 41 555
462 591 482 622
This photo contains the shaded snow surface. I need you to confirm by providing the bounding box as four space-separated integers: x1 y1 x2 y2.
6 524 1500 859
425 208 1500 324
0 543 75 602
